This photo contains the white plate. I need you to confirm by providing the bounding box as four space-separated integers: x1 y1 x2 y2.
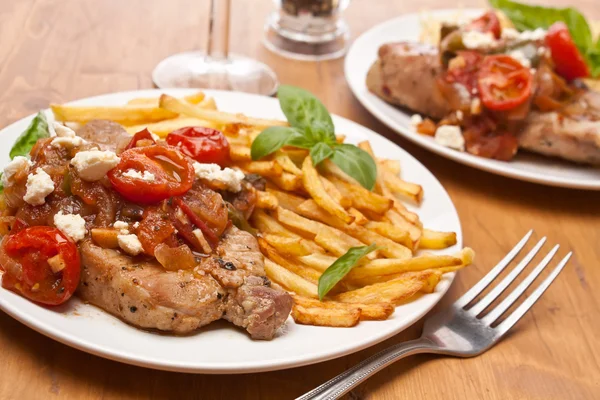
345 9 600 190
0 89 461 373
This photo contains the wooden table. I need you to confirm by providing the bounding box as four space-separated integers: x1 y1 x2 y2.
1 0 599 398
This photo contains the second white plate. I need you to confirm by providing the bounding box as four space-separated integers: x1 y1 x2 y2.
345 8 600 190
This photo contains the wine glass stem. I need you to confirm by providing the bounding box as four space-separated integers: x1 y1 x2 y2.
206 0 231 61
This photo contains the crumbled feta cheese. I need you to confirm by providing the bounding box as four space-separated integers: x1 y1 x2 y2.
537 47 547 56
24 168 55 205
519 28 546 42
2 156 32 186
462 30 496 49
456 110 464 121
113 221 130 234
117 234 143 256
508 50 531 68
53 122 77 138
70 150 120 181
122 169 155 182
501 28 520 40
54 212 86 242
410 114 423 126
434 125 465 151
132 222 140 229
193 162 245 192
51 136 86 149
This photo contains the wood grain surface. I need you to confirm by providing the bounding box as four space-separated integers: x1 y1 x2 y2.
0 0 599 399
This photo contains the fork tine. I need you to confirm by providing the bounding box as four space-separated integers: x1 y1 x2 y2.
468 237 546 316
482 244 559 325
455 230 533 308
495 252 571 337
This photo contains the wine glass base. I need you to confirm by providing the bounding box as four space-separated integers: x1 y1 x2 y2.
263 16 349 61
152 52 279 96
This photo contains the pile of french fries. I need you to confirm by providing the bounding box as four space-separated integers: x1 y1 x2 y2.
52 92 474 328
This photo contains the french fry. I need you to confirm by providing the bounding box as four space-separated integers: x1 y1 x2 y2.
259 239 322 284
292 295 394 321
262 234 314 257
273 153 303 175
238 161 283 177
328 176 392 214
125 117 217 137
264 259 318 298
348 208 368 226
127 91 206 106
197 96 218 110
382 170 423 204
364 221 412 249
292 304 360 327
419 229 458 249
251 210 325 254
281 148 309 164
268 172 302 191
334 270 439 305
230 145 252 162
302 157 354 224
320 176 352 208
378 159 401 175
159 94 288 127
256 190 279 210
266 187 306 212
385 209 422 247
51 104 178 125
379 182 420 225
298 253 338 272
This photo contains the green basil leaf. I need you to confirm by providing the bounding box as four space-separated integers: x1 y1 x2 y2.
277 85 335 135
9 111 50 159
330 144 377 190
0 173 4 194
488 0 594 59
318 244 378 300
251 126 303 160
309 142 334 166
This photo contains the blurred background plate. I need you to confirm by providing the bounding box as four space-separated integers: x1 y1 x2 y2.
345 9 600 190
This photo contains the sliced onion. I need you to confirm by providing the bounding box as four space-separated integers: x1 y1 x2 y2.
153 243 196 271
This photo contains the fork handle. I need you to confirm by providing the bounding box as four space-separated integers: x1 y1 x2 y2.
295 337 436 400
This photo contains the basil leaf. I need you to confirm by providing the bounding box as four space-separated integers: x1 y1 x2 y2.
278 85 335 135
251 126 303 160
318 244 378 300
330 144 377 190
9 111 50 159
0 173 3 194
309 142 334 166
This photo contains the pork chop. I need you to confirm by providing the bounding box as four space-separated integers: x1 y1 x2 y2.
76 120 132 152
79 226 292 339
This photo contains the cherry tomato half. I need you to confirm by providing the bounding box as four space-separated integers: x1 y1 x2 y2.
166 127 231 167
124 128 157 151
1 226 80 305
466 11 501 39
545 22 590 81
477 55 533 111
108 145 194 204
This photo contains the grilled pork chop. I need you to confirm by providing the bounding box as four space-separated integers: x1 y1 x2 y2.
367 42 600 165
79 226 292 339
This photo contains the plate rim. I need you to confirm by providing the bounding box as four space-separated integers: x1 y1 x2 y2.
0 88 462 373
345 8 600 191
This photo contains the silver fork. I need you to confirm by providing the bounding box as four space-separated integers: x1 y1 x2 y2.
297 231 571 400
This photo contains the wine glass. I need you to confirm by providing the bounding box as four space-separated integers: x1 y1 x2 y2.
153 0 278 96
263 0 351 61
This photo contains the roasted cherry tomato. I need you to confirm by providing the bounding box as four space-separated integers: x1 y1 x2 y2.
477 55 533 111
444 51 484 93
166 127 231 166
545 22 590 81
466 11 501 39
124 128 157 151
108 145 194 204
1 226 80 305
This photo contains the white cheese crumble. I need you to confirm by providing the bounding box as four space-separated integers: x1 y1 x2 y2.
132 222 140 229
53 122 77 138
24 168 55 205
113 221 130 234
434 125 465 151
117 234 143 256
410 114 423 126
462 30 496 49
51 136 86 149
508 50 531 68
122 169 155 182
193 162 245 192
54 212 87 242
502 27 546 42
501 28 521 40
2 156 32 186
70 150 120 181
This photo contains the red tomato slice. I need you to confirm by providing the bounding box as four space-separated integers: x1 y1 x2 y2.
545 22 590 81
1 226 80 305
166 127 231 167
108 145 194 204
466 11 501 39
124 128 157 151
174 197 219 249
477 55 533 111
